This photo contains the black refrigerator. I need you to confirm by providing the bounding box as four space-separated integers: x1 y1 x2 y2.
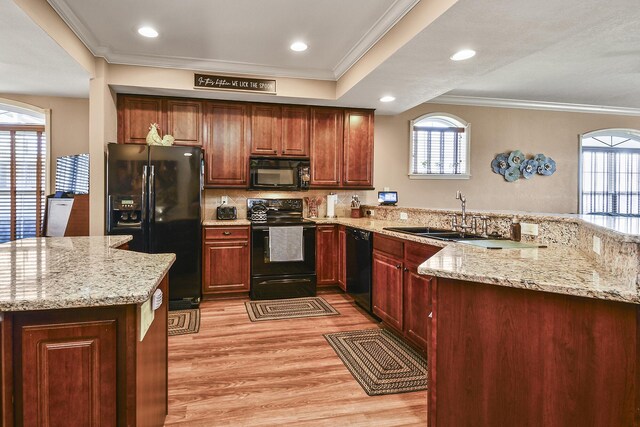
106 143 202 309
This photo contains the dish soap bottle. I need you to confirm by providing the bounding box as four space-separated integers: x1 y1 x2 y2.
510 216 521 242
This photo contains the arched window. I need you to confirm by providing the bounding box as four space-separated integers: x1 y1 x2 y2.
0 104 47 242
409 113 470 178
580 129 640 215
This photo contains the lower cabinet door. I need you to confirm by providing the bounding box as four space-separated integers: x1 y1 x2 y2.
404 267 431 350
20 320 117 426
203 241 250 294
372 250 403 332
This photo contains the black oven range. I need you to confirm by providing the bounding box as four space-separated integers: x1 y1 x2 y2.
248 198 317 300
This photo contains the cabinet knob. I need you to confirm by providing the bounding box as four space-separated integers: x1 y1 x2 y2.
223 231 231 235
396 264 401 269
404 267 409 272
428 312 433 318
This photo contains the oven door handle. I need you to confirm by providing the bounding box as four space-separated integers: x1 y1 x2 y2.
264 235 270 262
252 224 317 231
255 278 314 285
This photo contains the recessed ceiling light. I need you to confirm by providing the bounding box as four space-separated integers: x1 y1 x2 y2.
290 41 308 52
450 49 476 61
379 96 396 103
138 26 159 38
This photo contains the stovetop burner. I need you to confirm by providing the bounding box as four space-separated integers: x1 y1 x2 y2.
248 198 314 225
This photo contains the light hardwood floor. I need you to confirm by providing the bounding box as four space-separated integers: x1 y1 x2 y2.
165 292 428 426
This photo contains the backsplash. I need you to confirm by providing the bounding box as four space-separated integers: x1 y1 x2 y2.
203 189 368 220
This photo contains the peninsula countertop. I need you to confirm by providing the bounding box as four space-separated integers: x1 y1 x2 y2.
313 217 640 304
0 235 175 312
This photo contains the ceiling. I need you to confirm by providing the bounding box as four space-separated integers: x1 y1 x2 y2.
3 0 640 115
0 0 89 98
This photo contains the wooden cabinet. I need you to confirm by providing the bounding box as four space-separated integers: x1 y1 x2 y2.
4 276 169 426
118 95 165 144
204 102 249 187
372 234 441 347
343 110 374 187
281 105 310 157
117 95 374 189
337 226 347 291
21 320 117 425
310 108 343 186
166 99 203 146
250 104 281 156
202 226 250 295
316 224 339 286
250 104 310 157
372 247 404 332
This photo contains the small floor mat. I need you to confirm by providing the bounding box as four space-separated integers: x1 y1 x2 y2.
168 308 200 336
324 328 428 396
245 297 339 322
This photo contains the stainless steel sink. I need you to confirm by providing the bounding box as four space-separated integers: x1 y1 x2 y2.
383 226 496 241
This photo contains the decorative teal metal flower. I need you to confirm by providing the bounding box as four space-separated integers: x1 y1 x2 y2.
508 150 525 167
533 153 547 163
504 165 521 182
520 159 539 179
537 157 556 176
491 154 509 174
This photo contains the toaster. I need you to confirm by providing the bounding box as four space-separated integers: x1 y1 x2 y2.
216 204 237 220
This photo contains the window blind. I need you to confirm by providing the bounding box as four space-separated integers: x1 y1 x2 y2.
0 125 46 243
56 154 89 194
411 126 466 175
581 147 640 215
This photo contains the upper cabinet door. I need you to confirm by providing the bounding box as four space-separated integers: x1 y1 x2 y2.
166 99 203 146
204 102 249 187
310 108 343 186
249 104 281 156
118 96 165 145
281 105 310 157
343 110 374 187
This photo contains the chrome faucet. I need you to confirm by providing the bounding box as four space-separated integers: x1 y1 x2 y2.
450 190 473 234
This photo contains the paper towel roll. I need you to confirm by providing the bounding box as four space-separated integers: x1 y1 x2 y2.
326 194 337 218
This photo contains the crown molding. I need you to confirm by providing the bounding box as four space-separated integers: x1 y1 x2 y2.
333 0 420 78
430 95 640 116
104 51 336 80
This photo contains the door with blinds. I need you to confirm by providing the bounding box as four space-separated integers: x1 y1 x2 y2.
0 125 46 243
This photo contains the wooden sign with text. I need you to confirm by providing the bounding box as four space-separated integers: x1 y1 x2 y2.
194 74 276 94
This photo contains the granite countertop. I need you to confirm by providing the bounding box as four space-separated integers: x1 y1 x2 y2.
418 243 639 304
0 236 175 312
315 217 640 304
203 219 251 226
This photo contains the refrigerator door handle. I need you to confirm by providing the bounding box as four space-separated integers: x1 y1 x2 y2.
149 165 156 222
141 165 148 223
106 195 112 232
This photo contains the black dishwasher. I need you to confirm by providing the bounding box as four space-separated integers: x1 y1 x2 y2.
346 227 374 314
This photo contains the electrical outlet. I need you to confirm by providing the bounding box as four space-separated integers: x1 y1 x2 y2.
221 195 229 205
592 235 601 255
521 222 539 236
400 212 408 220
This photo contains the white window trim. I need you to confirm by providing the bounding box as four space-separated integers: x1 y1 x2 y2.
408 112 471 179
578 128 640 214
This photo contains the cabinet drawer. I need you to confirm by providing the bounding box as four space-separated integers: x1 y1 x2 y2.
405 242 442 266
374 234 404 258
204 226 249 241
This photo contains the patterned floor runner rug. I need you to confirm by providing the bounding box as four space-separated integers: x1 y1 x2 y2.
324 328 428 396
245 297 339 322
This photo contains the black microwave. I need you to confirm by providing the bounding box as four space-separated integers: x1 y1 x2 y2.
249 157 311 191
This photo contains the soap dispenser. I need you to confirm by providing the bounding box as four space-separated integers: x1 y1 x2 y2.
510 216 521 242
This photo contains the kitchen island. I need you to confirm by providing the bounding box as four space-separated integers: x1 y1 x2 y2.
418 226 640 426
0 236 175 426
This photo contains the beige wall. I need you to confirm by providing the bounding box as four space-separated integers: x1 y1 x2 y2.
0 93 89 191
373 103 640 213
